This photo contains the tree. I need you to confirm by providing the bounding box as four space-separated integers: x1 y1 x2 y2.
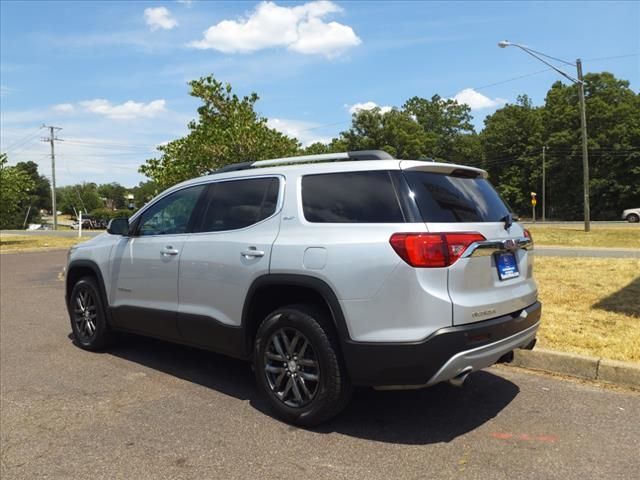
140 75 299 189
14 161 51 224
301 140 345 156
449 132 483 167
130 180 159 207
481 95 544 215
403 95 475 160
15 161 51 211
56 183 102 216
0 154 35 229
338 108 428 159
543 72 640 219
97 182 127 210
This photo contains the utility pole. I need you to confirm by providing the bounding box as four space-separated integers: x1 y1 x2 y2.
576 59 590 232
498 41 591 232
542 146 546 222
42 125 62 230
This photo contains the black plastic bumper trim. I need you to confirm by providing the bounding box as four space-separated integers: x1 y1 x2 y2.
342 301 541 387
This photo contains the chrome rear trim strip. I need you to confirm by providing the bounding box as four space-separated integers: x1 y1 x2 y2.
462 237 532 258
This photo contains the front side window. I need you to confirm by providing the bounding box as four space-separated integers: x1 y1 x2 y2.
198 177 279 232
301 171 404 223
137 185 205 236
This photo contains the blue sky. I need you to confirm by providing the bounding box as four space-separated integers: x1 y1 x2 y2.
1 0 638 186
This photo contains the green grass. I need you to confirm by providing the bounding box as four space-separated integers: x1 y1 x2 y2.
0 234 89 253
527 225 640 249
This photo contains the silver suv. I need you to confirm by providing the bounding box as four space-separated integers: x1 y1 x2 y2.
66 150 541 426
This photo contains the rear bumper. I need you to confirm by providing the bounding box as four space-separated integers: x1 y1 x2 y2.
342 301 541 387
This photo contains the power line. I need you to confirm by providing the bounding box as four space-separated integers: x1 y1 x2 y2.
57 152 153 157
63 138 155 149
523 47 576 67
457 69 553 95
1 126 45 154
584 53 639 62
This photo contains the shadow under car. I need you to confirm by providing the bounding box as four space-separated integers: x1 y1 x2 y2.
90 332 520 445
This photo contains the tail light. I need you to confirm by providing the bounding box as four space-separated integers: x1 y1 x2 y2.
523 228 533 241
389 232 486 268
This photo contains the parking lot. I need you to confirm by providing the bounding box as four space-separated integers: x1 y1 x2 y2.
1 250 639 479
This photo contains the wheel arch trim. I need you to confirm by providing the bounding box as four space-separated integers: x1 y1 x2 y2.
66 260 112 324
242 274 351 344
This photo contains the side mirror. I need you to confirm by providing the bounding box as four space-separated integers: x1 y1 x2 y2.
107 218 130 236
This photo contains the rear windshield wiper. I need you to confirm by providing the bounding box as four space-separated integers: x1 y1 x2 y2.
501 213 513 230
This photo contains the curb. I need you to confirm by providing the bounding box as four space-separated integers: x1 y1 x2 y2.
510 348 640 389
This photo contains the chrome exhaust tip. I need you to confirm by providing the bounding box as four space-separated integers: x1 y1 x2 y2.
523 338 537 350
497 350 514 364
448 367 473 387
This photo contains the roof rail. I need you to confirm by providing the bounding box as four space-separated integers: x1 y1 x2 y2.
212 150 394 173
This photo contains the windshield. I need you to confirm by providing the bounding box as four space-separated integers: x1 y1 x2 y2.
403 171 510 222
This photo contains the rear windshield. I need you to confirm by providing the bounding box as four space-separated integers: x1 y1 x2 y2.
403 171 510 222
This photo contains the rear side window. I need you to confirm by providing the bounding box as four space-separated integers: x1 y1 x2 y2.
302 171 404 223
199 177 279 232
403 171 510 222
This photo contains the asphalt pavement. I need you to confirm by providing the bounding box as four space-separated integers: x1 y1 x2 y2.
1 251 639 479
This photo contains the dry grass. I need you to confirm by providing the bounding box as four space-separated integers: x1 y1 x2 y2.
0 234 88 253
527 225 640 249
535 256 640 363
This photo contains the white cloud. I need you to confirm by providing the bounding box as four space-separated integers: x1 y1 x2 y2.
451 88 506 110
347 101 392 115
144 7 178 31
52 103 75 113
177 0 193 5
1 103 191 187
79 99 167 120
267 117 330 146
189 1 361 58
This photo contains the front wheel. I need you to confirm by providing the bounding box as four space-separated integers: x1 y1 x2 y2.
626 213 639 223
69 276 114 350
254 304 352 427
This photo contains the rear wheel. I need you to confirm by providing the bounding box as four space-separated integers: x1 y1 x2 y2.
69 276 114 350
254 304 351 427
626 213 639 223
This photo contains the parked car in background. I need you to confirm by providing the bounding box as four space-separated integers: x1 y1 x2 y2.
622 208 640 223
71 215 107 230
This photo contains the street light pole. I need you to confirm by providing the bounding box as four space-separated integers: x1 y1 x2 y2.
498 41 590 232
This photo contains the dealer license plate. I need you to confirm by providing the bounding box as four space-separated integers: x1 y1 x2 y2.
496 252 519 280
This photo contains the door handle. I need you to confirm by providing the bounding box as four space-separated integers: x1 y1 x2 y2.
241 248 265 258
161 246 180 256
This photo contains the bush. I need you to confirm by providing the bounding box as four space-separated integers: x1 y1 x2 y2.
88 208 136 222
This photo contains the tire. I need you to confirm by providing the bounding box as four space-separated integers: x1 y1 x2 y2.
254 304 352 427
626 213 639 223
69 276 114 351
